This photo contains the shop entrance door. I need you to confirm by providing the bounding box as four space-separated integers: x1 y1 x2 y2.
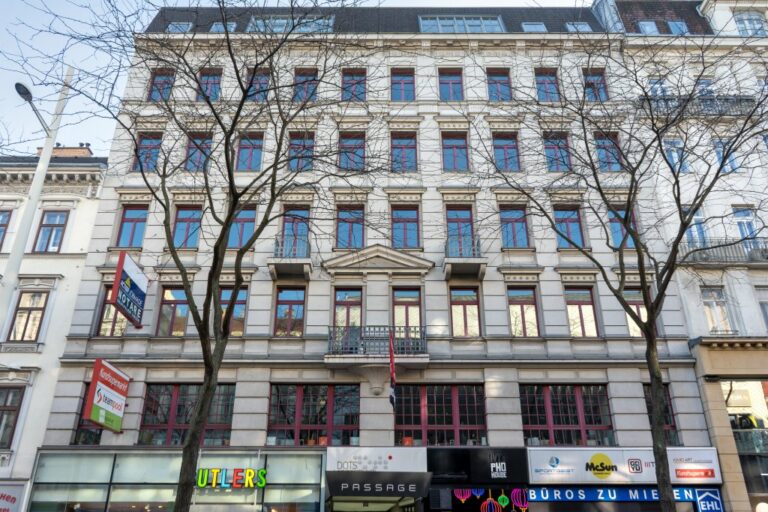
327 496 421 512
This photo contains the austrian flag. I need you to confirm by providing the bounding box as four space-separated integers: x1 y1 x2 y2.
389 328 396 409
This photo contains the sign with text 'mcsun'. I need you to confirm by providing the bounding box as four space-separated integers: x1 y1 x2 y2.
83 359 130 432
109 251 148 327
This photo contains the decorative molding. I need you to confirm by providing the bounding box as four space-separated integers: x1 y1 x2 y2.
434 116 471 130
115 188 153 203
331 187 372 204
322 244 434 277
0 199 23 209
497 266 544 282
438 187 479 203
485 115 523 130
171 190 207 203
556 268 598 282
0 344 41 354
40 199 78 210
334 116 370 130
18 276 61 289
0 369 35 383
493 188 532 203
383 187 426 204
547 188 585 203
386 116 424 130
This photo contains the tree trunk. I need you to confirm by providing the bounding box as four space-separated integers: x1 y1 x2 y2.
646 333 676 512
174 369 219 512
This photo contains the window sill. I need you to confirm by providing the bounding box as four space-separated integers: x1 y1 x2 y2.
557 247 592 254
1 342 42 353
502 247 536 254
163 247 199 254
332 247 364 252
107 246 143 253
397 247 424 252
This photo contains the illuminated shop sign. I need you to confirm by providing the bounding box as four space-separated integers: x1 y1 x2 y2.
527 486 723 511
326 447 431 497
196 468 267 488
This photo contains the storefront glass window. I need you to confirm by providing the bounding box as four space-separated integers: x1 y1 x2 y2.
112 453 182 483
107 486 176 510
265 454 323 484
35 453 114 483
30 483 108 511
722 380 768 460
263 486 321 512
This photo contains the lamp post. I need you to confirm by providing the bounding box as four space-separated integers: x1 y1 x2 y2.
0 67 73 334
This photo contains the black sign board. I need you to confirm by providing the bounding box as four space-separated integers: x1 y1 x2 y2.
428 448 528 485
326 471 432 498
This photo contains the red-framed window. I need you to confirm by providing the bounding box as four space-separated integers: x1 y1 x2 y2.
274 287 305 337
342 69 366 101
33 210 68 253
0 387 24 449
172 206 202 249
0 210 11 251
554 207 584 248
535 69 560 102
246 68 270 101
608 208 637 249
72 384 102 446
438 69 464 101
98 286 128 337
236 133 263 171
584 69 609 102
624 288 648 337
138 383 235 446
441 132 469 172
395 384 487 446
133 133 162 172
500 206 528 248
334 289 362 329
393 288 422 331
220 287 248 337
288 132 315 172
336 205 364 249
116 205 148 248
281 206 310 257
450 288 481 337
446 205 474 257
543 132 572 172
185 134 212 172
520 384 615 446
147 69 175 101
565 287 599 337
157 287 189 337
197 69 222 102
392 205 420 249
268 384 360 446
339 132 365 171
293 68 318 102
391 132 418 172
508 287 539 337
391 68 415 101
487 68 512 101
643 384 681 446
493 133 521 172
595 132 622 171
7 291 48 342
227 207 256 249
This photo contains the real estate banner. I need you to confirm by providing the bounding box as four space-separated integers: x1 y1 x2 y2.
109 251 148 327
83 359 130 432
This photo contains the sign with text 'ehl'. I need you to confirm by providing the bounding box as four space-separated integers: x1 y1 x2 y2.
83 359 130 432
109 251 148 327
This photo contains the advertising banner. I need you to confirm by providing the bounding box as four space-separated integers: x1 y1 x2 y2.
429 448 528 485
327 447 427 472
0 483 24 512
528 486 706 503
326 447 430 497
528 447 722 485
109 251 148 327
83 359 130 432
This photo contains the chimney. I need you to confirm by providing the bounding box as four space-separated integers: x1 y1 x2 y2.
36 142 94 158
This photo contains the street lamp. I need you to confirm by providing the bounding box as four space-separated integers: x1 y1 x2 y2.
0 67 73 334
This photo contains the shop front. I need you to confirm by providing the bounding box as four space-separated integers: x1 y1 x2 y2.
526 447 724 512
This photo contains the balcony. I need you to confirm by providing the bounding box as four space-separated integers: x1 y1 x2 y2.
443 235 487 279
680 238 768 266
733 429 768 454
324 326 429 369
267 235 312 279
640 95 756 117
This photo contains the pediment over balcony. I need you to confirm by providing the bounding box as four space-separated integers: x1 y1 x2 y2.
322 244 434 276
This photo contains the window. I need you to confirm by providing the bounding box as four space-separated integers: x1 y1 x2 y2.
73 384 102 446
565 287 598 337
608 209 636 249
487 68 512 101
336 206 364 249
268 384 359 446
33 211 68 253
544 132 572 171
566 22 593 32
236 133 263 171
522 22 547 33
649 78 668 97
0 210 11 250
595 133 622 171
7 291 48 342
0 388 23 449
281 207 310 257
139 384 235 446
668 20 689 35
508 288 539 337
735 11 767 36
554 208 584 248
391 132 418 172
275 288 306 337
116 206 148 248
418 16 504 33
714 140 739 173
247 15 334 33
535 69 560 102
288 132 314 172
197 69 222 102
696 78 715 98
493 133 521 172
166 22 192 33
623 288 648 338
664 139 689 173
185 134 212 172
520 384 615 446
756 288 768 329
293 69 318 102
210 21 236 33
334 289 362 332
684 207 707 246
584 69 609 102
391 68 416 102
173 206 202 249
393 289 422 335
133 133 162 171
392 206 420 249
450 288 481 337
500 206 528 248
147 70 174 102
446 206 475 257
341 69 366 101
734 207 757 239
227 208 256 249
98 286 128 337
157 287 189 336
442 133 469 172
701 287 734 334
339 132 365 171
395 385 487 446
220 287 247 337
438 69 463 101
637 21 660 34
643 384 681 446
246 69 269 101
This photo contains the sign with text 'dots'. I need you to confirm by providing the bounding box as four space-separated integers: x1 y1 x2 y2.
109 251 148 327
83 359 130 432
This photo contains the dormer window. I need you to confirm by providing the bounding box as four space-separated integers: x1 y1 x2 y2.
566 22 592 32
418 16 505 33
247 15 334 33
735 11 767 36
522 22 547 33
668 20 689 35
166 22 192 33
637 21 660 35
210 21 237 33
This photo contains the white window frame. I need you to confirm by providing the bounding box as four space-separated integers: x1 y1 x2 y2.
638 21 660 35
522 22 548 33
166 22 192 33
566 22 593 33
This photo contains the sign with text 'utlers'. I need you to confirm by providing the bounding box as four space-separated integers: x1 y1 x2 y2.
83 359 130 432
109 251 148 327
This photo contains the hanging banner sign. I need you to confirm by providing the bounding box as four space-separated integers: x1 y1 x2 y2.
83 359 130 432
109 251 148 327
527 486 708 503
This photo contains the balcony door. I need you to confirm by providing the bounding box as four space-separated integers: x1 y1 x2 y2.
393 289 421 345
446 206 474 257
282 207 309 257
333 289 362 350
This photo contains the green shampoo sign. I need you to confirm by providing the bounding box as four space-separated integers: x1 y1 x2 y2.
83 359 130 432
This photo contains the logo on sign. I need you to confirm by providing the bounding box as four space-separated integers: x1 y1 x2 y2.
695 489 723 512
548 457 560 468
585 453 618 480
628 458 643 474
491 461 507 479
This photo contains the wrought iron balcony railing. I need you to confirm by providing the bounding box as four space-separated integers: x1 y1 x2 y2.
733 429 768 454
681 238 768 264
641 95 756 116
445 235 482 258
327 326 427 355
273 234 310 258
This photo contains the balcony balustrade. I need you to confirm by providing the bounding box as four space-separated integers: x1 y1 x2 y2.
327 326 427 355
443 235 486 279
733 429 768 454
268 234 312 279
641 95 756 116
681 238 768 265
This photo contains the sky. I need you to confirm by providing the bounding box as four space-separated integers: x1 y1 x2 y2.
0 0 588 157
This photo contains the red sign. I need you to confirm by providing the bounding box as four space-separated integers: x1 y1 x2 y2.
675 469 715 479
83 359 130 433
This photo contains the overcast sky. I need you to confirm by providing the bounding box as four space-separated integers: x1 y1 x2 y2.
0 0 588 157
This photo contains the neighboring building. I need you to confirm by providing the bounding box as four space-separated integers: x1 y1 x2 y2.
0 145 105 510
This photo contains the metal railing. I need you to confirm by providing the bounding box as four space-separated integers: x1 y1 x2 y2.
327 326 427 355
733 429 768 454
681 238 768 264
445 235 482 258
640 95 756 116
273 234 310 258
